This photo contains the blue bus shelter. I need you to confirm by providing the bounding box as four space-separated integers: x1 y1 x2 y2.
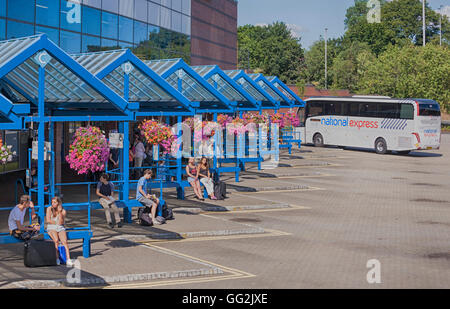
248 73 293 108
0 34 137 257
72 49 198 211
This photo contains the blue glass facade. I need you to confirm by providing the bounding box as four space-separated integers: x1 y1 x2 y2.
1 0 191 60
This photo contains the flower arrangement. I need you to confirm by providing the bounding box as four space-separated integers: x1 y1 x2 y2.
139 120 175 154
270 113 284 127
66 126 110 175
282 110 300 129
242 112 268 125
217 114 233 128
0 138 15 165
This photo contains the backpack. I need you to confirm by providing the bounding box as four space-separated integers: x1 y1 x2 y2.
214 181 227 200
162 203 174 220
137 207 153 226
155 216 166 224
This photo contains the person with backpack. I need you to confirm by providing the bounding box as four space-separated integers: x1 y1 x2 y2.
8 195 40 241
198 157 217 200
96 173 122 229
136 169 161 225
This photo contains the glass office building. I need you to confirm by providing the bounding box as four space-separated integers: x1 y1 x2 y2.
0 0 191 61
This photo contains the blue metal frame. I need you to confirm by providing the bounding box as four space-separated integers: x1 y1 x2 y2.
267 76 305 107
0 94 28 129
0 35 139 258
249 73 293 108
224 70 279 111
145 58 235 114
192 65 260 112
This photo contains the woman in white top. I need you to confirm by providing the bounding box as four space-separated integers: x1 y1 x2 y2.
46 196 73 266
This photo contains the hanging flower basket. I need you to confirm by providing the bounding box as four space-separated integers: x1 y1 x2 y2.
282 111 300 129
217 114 233 128
139 120 175 154
65 126 110 175
0 138 16 165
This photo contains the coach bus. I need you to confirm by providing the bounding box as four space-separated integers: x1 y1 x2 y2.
297 96 441 154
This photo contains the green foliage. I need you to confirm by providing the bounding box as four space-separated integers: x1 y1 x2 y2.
301 38 344 88
237 22 304 84
357 44 450 112
330 41 375 92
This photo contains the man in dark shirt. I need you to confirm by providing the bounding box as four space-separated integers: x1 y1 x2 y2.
96 173 122 228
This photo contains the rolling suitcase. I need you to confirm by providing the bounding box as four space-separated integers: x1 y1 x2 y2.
24 240 57 267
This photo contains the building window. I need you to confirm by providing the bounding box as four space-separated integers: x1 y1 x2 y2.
134 20 147 45
60 0 82 32
82 6 101 36
160 6 171 29
181 0 190 16
8 0 35 23
134 0 147 22
7 20 34 39
82 34 100 52
82 0 101 9
181 14 190 35
119 16 133 43
102 0 119 14
101 37 120 48
172 0 182 12
36 26 59 45
0 18 5 40
0 0 5 17
148 2 160 26
36 0 60 28
60 30 81 53
171 10 182 33
161 0 171 8
102 11 118 39
119 0 134 18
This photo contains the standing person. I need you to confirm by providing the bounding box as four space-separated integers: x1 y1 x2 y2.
108 148 119 181
186 158 204 200
133 136 146 179
46 196 74 266
8 195 40 241
197 157 217 200
96 173 122 228
136 169 161 225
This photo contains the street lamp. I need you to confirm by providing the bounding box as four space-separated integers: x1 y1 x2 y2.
440 5 443 46
422 0 426 46
324 28 328 90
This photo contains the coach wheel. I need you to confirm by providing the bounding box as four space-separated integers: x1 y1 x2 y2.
313 133 324 147
375 138 387 154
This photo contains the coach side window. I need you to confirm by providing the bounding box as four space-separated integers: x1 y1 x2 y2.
400 104 414 119
377 103 399 119
345 102 360 117
308 102 324 117
359 103 378 117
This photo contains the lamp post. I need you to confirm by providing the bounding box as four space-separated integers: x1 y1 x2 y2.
440 5 443 46
422 0 426 46
324 28 328 90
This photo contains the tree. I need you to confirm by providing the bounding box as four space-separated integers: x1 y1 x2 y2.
237 22 304 84
330 41 375 92
300 37 344 88
357 44 450 112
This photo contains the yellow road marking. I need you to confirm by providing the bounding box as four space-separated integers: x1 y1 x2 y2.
276 173 335 179
103 244 256 289
238 186 325 194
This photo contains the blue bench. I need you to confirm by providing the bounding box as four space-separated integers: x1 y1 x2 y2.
0 230 93 258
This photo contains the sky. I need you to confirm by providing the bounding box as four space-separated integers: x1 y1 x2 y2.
237 0 450 50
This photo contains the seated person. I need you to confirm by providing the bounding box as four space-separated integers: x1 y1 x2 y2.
136 169 161 225
186 158 204 201
198 157 217 200
8 195 40 241
46 196 74 266
96 173 122 229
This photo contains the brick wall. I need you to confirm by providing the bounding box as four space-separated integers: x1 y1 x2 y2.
190 0 238 69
